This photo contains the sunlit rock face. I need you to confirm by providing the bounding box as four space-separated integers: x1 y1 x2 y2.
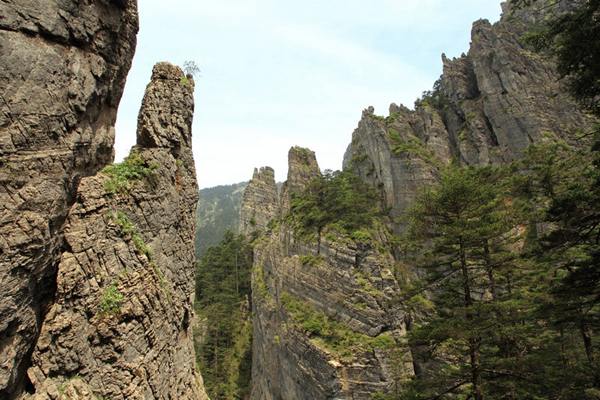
345 1 595 235
19 62 208 399
241 147 411 400
246 2 596 399
0 1 138 397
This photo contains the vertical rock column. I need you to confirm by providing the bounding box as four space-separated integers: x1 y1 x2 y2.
0 1 138 398
24 63 207 399
239 166 279 235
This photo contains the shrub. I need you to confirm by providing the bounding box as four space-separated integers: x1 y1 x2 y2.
287 170 381 237
280 291 387 358
102 152 159 195
99 284 123 314
350 230 372 242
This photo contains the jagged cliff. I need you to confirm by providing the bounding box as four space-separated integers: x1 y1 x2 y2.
239 167 278 236
345 1 595 233
0 1 207 398
242 1 596 399
0 1 138 398
23 62 206 399
241 148 409 400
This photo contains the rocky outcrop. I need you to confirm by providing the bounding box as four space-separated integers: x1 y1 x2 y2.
20 62 207 399
246 2 597 398
239 167 278 235
0 1 138 398
344 0 596 233
243 148 412 400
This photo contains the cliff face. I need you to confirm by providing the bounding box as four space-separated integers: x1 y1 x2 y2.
0 1 138 398
0 1 207 396
344 1 595 232
22 62 206 400
239 167 278 236
241 148 411 400
244 2 597 399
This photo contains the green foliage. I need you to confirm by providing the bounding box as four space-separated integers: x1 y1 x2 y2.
391 135 440 167
113 210 136 236
395 141 600 399
415 77 448 111
132 235 153 260
195 231 253 399
280 292 392 359
352 154 369 164
350 230 372 242
99 284 123 314
286 169 382 240
300 254 323 266
385 113 399 125
517 0 600 118
181 76 191 86
110 211 153 260
102 152 159 195
402 164 531 399
194 182 249 258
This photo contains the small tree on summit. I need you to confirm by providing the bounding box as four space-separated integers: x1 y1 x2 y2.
183 60 201 78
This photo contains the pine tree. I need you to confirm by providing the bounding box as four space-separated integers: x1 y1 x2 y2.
195 231 253 399
397 165 557 399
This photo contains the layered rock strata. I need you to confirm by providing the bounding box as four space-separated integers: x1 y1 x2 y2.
246 2 597 399
344 0 596 233
239 167 278 235
241 147 411 400
0 1 138 398
21 63 207 399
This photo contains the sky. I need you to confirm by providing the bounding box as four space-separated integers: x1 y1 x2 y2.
114 0 503 189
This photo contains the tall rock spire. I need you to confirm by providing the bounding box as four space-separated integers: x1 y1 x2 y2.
23 62 207 399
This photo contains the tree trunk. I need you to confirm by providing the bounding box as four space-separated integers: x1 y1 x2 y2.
580 321 600 388
461 240 484 400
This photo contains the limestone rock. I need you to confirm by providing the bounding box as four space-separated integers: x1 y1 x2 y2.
243 149 411 400
22 62 207 399
239 167 278 236
343 5 596 235
248 3 598 399
279 146 321 215
0 1 138 397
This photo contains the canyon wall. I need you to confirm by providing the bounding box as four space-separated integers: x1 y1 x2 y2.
241 148 410 400
243 1 596 398
0 1 207 398
0 1 139 397
345 1 594 233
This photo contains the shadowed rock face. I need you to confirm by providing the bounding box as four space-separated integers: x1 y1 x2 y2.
23 62 207 399
0 1 138 398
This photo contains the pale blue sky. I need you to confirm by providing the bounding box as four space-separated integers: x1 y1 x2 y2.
115 0 502 189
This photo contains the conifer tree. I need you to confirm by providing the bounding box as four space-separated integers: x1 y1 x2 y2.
401 166 528 399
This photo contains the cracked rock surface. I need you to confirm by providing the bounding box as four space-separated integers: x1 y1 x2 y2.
0 1 138 398
22 62 207 400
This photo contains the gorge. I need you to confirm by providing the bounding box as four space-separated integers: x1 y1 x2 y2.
0 0 598 399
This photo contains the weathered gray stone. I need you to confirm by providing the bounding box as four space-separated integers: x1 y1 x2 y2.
239 166 279 236
0 1 138 397
22 62 208 399
248 3 597 398
244 148 411 400
344 5 596 235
